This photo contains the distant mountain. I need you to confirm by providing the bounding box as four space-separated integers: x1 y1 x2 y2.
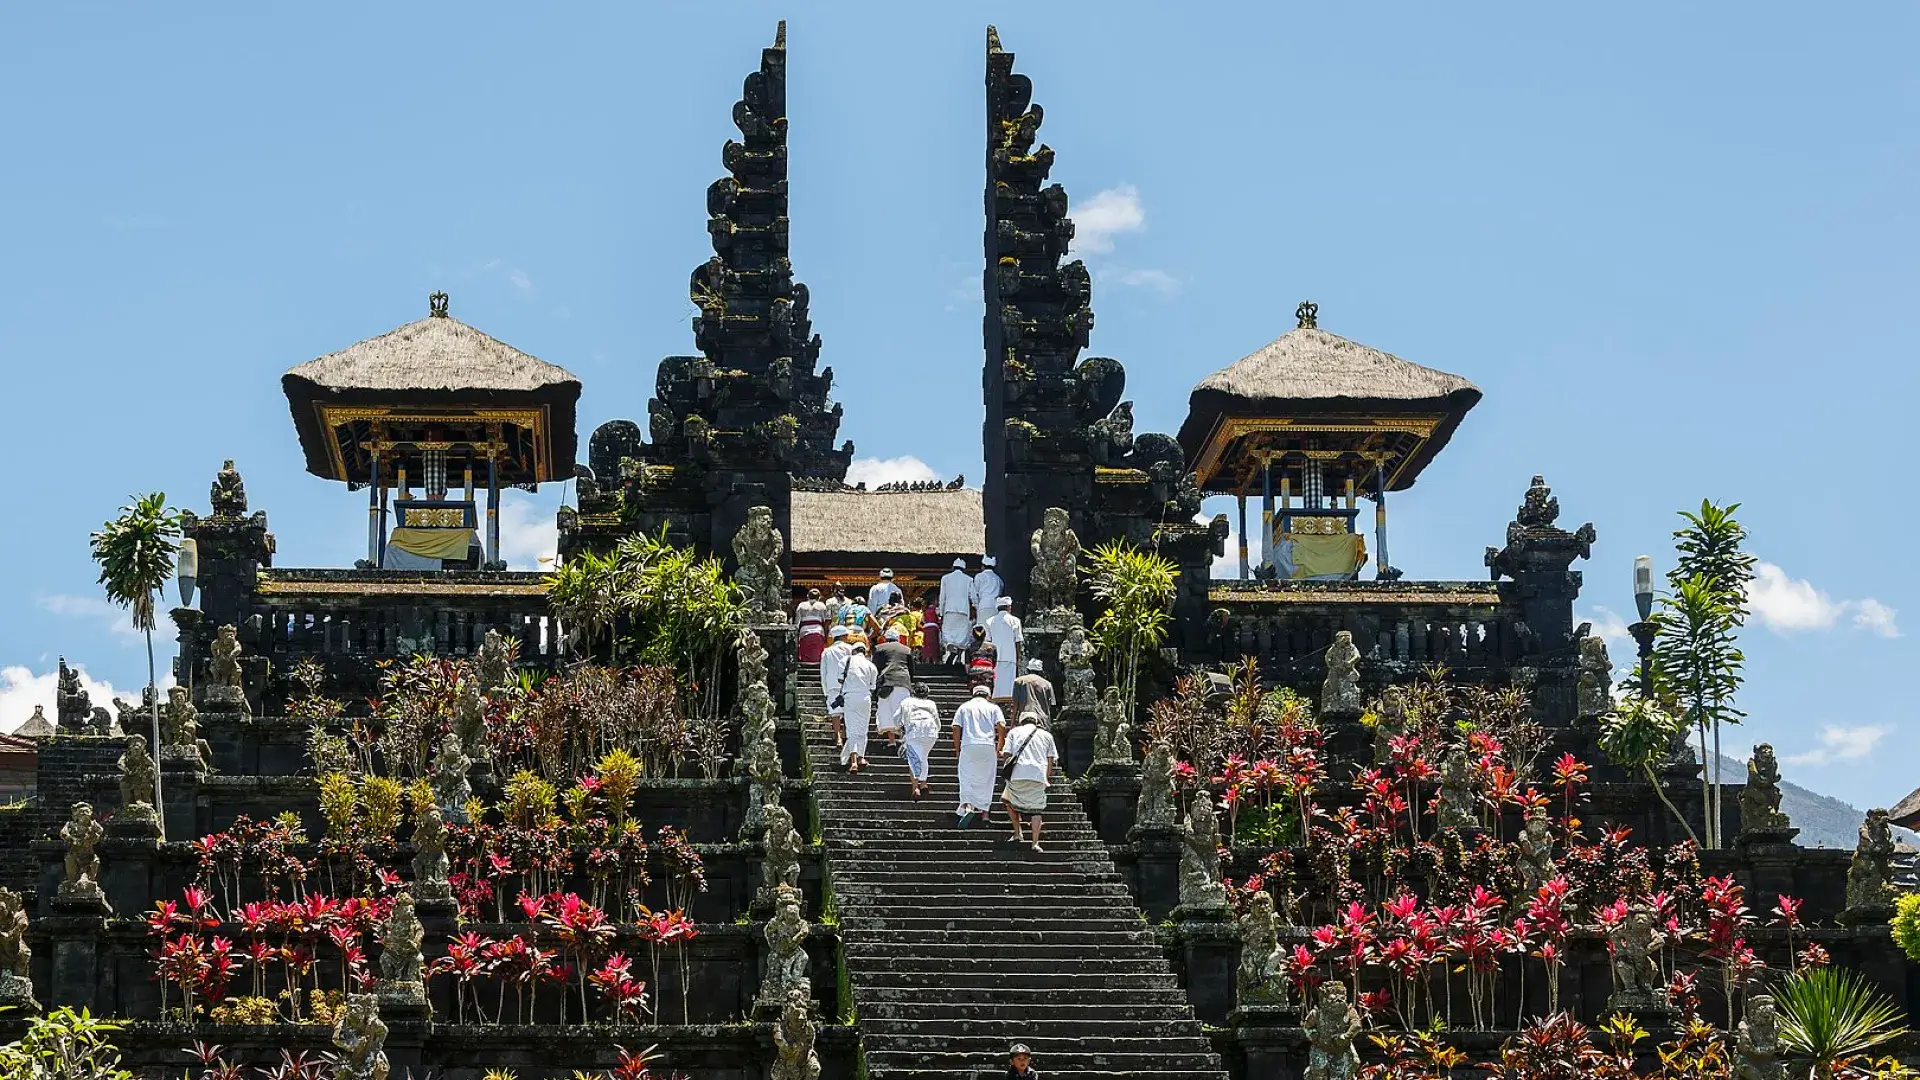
1712 754 1865 849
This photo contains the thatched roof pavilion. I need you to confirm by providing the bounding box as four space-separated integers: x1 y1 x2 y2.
1177 303 1480 580
282 293 581 569
283 293 581 488
790 485 983 596
1178 304 1480 496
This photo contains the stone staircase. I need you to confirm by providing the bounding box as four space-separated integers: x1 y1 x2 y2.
799 665 1228 1080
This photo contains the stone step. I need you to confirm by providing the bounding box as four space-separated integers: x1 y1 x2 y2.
854 985 1196 1007
860 1000 1202 1024
838 904 1145 926
861 1017 1206 1040
863 1048 1225 1075
836 880 1135 899
842 928 1158 948
851 970 1179 992
845 940 1167 961
852 957 1178 978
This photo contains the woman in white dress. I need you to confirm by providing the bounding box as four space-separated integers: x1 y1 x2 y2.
898 683 943 800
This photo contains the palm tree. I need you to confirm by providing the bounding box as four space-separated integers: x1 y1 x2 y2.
89 492 182 831
1597 695 1698 846
1775 967 1908 1079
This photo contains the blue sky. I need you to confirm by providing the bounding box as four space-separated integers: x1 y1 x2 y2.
1 5 1915 806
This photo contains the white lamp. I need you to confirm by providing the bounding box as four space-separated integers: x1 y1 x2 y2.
1633 555 1654 621
177 537 199 607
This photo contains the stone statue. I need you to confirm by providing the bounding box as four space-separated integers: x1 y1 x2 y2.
210 459 249 517
430 733 472 825
1576 635 1613 720
451 678 489 766
1370 686 1409 767
162 686 211 768
1516 474 1559 529
476 629 513 695
732 506 786 623
772 986 820 1080
1236 890 1288 1008
1320 631 1362 718
744 736 783 839
1514 807 1555 894
1437 747 1479 832
55 657 90 732
738 626 770 690
116 735 160 827
1738 744 1794 841
1843 808 1896 921
1028 506 1081 613
1301 981 1361 1080
1059 626 1096 707
1092 685 1133 765
760 883 810 1006
0 886 35 1011
376 892 426 1008
207 624 250 714
1608 907 1664 1012
1734 992 1783 1080
1135 739 1176 829
411 805 451 903
59 804 104 902
1179 791 1229 912
331 993 391 1080
761 803 803 897
90 706 117 737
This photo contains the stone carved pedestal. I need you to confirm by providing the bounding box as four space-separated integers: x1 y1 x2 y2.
1128 824 1182 922
45 890 111 1011
1085 763 1141 844
1171 910 1239 1025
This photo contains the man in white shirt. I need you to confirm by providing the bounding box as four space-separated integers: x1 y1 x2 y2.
983 596 1024 698
950 685 1006 825
970 555 1004 628
1001 712 1059 852
819 624 853 741
936 557 975 665
867 568 903 615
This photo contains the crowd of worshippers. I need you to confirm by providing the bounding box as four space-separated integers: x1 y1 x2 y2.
795 558 1060 851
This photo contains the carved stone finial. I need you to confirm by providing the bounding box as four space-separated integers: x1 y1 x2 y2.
1295 300 1319 330
211 459 248 517
428 291 450 318
773 20 786 49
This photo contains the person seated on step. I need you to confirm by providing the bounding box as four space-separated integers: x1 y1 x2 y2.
1007 1042 1039 1080
1001 711 1058 853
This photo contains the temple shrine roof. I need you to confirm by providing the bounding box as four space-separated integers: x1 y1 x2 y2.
791 487 984 557
282 294 581 485
1892 785 1920 831
1177 305 1481 493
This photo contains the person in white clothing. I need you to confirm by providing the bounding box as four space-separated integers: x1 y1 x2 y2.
866 568 903 616
969 556 1004 628
935 557 975 664
819 624 853 726
1001 711 1059 852
950 684 1006 825
898 682 943 800
837 642 879 773
983 596 1024 698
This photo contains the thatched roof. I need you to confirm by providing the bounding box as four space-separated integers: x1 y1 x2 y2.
791 488 984 556
1892 785 1920 831
11 706 54 739
283 305 581 483
1178 323 1481 492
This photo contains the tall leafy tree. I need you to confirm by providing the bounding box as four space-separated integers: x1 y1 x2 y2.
1598 695 1698 846
1654 500 1755 848
89 492 182 831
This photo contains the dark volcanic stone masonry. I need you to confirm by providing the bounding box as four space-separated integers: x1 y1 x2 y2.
800 669 1229 1080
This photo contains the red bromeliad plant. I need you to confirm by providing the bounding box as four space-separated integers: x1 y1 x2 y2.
541 891 616 1022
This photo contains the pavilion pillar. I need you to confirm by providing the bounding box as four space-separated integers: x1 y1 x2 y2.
1236 491 1249 580
377 482 390 568
366 449 382 566
1259 454 1273 574
1374 462 1390 579
486 456 500 568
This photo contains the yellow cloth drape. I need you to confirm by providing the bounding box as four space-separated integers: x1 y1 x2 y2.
1285 533 1367 579
388 527 477 560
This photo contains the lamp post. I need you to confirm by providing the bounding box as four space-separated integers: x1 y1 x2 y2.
1627 555 1656 698
176 538 198 608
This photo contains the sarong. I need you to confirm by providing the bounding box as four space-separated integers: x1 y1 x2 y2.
875 686 909 733
993 659 1017 699
940 615 973 651
903 722 940 781
797 620 825 663
1003 778 1048 814
840 693 872 765
956 742 997 815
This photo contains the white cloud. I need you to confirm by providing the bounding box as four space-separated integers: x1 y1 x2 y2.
1746 561 1899 638
507 269 533 293
1582 605 1635 650
1070 184 1145 256
1783 723 1890 767
496 498 559 572
36 594 140 639
845 456 940 489
1117 268 1180 295
0 663 130 735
